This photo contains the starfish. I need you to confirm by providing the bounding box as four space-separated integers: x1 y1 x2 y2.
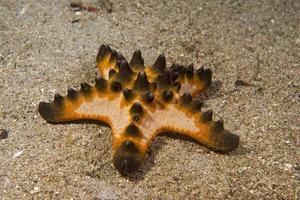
39 45 239 174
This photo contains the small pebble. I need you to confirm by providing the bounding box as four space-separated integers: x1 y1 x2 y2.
13 151 23 159
29 187 39 194
0 129 9 140
284 140 291 144
283 163 293 171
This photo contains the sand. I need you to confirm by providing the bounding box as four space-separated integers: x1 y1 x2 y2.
0 0 299 199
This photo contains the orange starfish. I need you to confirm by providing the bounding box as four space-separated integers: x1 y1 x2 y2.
39 45 239 174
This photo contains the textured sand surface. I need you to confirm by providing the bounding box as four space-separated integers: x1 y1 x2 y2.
0 0 299 199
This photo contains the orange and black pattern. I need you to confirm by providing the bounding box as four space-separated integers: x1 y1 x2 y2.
39 45 239 174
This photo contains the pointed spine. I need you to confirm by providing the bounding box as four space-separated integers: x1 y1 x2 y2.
201 110 213 122
80 83 92 96
142 91 154 103
130 102 144 116
111 81 122 92
122 88 133 100
118 60 134 82
196 67 212 88
54 94 64 106
95 77 107 91
151 54 166 74
96 45 111 62
67 88 78 101
191 99 203 112
162 90 173 102
133 71 150 91
130 50 144 69
186 64 194 79
124 123 141 137
179 93 193 105
213 120 224 134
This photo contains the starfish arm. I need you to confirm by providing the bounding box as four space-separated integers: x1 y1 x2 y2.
140 95 239 152
38 78 127 134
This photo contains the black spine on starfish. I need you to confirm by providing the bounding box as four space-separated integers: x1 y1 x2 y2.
133 71 150 92
117 60 134 81
196 66 212 88
96 45 111 63
95 77 107 91
67 88 78 101
39 45 239 175
122 88 134 100
151 54 166 74
130 50 144 71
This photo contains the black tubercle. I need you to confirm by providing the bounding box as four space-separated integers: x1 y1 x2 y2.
97 45 106 57
213 120 224 134
122 88 133 100
179 93 193 105
133 71 150 91
163 90 173 102
191 99 203 112
117 53 125 62
124 123 141 137
196 67 212 87
186 64 194 79
119 60 133 74
130 102 144 116
111 81 122 92
80 83 92 95
111 49 118 58
202 110 213 122
67 88 78 101
130 50 144 69
142 91 154 103
54 94 64 106
95 77 107 91
152 54 166 74
97 45 111 61
109 68 117 78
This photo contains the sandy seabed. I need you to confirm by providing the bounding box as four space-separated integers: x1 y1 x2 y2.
0 0 299 199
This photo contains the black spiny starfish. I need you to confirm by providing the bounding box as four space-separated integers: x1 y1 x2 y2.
38 45 239 174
